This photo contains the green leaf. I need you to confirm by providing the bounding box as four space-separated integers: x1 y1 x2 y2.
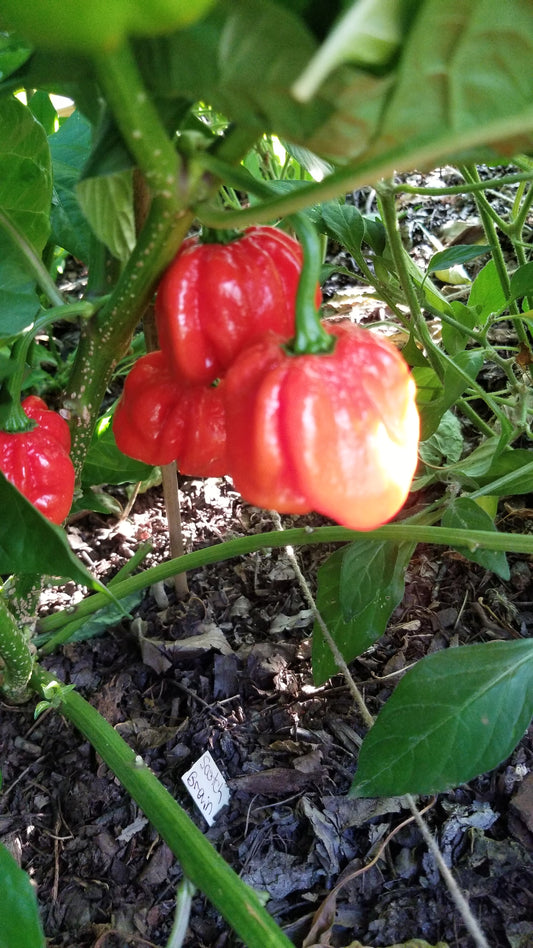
427 244 491 275
0 96 52 337
48 109 93 263
441 300 479 355
0 33 33 81
279 139 333 181
510 261 533 302
356 0 533 165
398 332 429 368
291 0 403 101
312 540 415 686
468 258 508 322
0 842 45 948
447 440 533 496
418 410 463 467
137 0 324 140
414 349 484 440
76 169 135 264
319 202 365 258
442 497 509 579
468 451 533 497
70 486 124 517
0 472 102 589
81 412 153 487
34 591 142 649
27 90 58 136
350 640 533 797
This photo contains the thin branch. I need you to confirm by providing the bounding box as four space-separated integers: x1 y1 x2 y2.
270 512 373 728
0 210 64 307
407 794 490 948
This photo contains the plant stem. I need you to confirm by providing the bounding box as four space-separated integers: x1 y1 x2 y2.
0 598 34 701
30 666 295 948
0 210 64 307
391 170 533 198
455 398 496 439
459 166 514 301
65 197 195 478
408 796 490 948
37 522 533 642
375 179 424 327
65 41 196 477
161 462 189 599
92 42 181 197
195 111 533 228
287 214 332 354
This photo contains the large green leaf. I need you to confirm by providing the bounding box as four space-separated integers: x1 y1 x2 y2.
136 0 326 137
350 640 533 796
312 539 415 686
48 109 93 262
344 0 533 165
0 96 52 338
0 843 45 948
0 472 102 589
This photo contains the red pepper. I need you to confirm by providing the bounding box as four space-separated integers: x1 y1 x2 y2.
223 323 419 531
155 226 322 385
112 351 227 476
0 395 75 524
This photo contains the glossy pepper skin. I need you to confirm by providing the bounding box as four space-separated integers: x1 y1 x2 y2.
155 226 322 385
112 351 227 477
224 323 420 531
0 396 75 524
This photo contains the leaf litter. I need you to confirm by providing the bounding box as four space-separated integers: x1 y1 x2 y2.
1 472 531 947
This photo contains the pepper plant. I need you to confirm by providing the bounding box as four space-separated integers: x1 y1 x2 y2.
1 1 533 945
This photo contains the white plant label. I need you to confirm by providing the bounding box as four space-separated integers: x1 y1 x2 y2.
182 751 230 826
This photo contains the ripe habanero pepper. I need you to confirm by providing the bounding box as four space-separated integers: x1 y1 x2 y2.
0 396 75 524
112 351 227 477
155 226 322 385
223 322 420 531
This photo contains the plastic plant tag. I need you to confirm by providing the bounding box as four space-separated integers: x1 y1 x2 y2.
181 751 230 825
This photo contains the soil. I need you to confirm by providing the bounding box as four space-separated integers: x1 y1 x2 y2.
1 478 532 948
1 168 533 948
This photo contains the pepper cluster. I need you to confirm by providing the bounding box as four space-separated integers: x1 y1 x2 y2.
113 225 419 531
113 225 312 478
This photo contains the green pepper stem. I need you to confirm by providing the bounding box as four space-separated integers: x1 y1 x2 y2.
286 213 333 355
192 155 332 354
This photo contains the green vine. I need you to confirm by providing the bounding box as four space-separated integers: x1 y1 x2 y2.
0 598 34 701
37 521 533 651
29 666 294 948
